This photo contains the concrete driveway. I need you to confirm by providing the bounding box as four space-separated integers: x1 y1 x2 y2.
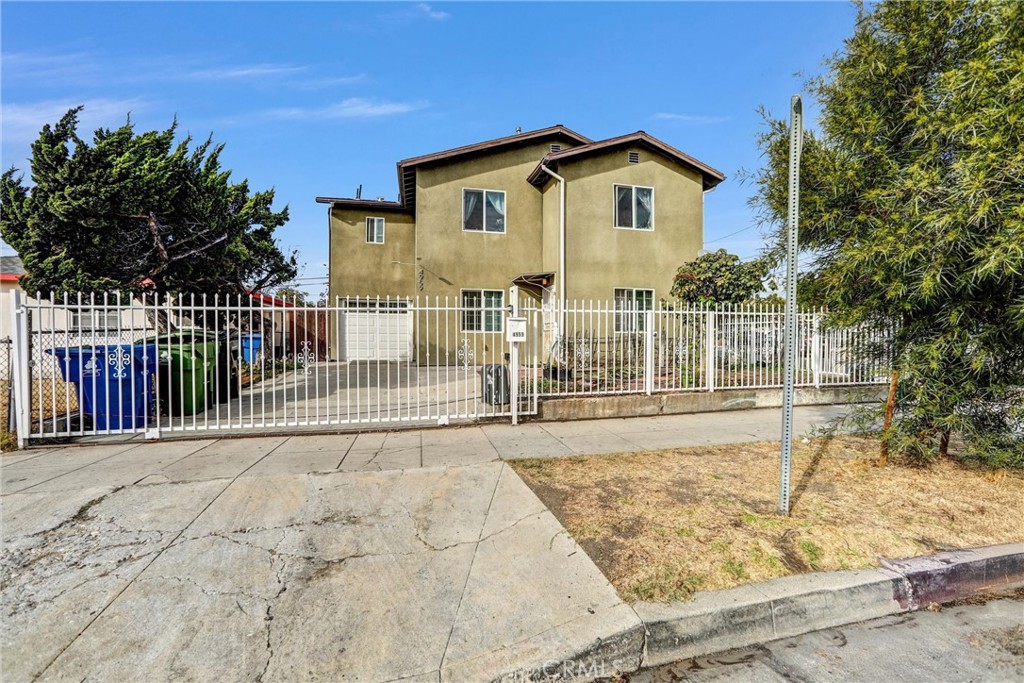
2 406 849 682
2 438 641 682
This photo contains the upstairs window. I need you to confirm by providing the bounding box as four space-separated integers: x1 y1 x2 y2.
614 184 654 230
366 217 385 244
461 289 504 332
463 189 506 233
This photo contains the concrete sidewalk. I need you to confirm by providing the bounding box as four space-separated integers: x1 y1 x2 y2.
1 406 850 682
3 405 849 492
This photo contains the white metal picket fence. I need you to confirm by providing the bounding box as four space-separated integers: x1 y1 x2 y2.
6 291 888 445
544 302 890 397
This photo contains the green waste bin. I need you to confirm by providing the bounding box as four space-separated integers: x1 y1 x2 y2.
138 330 221 416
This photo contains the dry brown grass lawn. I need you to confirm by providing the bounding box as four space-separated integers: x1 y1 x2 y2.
509 436 1024 604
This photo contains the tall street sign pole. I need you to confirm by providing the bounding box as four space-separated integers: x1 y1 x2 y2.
780 94 803 516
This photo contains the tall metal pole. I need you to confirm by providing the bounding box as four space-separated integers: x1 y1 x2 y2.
780 95 803 515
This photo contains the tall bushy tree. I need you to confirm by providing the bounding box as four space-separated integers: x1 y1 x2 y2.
748 0 1024 465
0 107 297 295
670 249 769 305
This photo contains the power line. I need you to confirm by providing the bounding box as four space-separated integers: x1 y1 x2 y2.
706 224 759 245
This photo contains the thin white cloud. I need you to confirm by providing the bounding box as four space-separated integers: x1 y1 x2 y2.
4 50 366 93
176 63 308 81
0 98 148 145
653 112 732 124
4 51 307 85
264 97 428 121
297 74 369 90
416 3 450 20
2 51 92 67
353 2 452 32
1 51 101 85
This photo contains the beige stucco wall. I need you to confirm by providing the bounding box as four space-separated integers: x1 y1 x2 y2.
557 147 703 303
410 143 556 364
324 137 708 364
328 207 417 301
541 181 561 277
413 142 553 300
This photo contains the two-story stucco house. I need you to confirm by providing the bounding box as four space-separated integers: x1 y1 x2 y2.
317 125 724 362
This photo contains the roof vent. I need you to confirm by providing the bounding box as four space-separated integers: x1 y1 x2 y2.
550 144 562 153
376 196 385 201
628 151 640 164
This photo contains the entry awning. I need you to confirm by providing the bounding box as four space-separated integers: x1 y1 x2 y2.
512 272 555 289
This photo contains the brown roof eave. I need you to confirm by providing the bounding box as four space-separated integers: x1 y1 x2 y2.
396 124 591 171
527 132 726 191
315 197 412 213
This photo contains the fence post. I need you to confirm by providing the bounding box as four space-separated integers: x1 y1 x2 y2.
9 290 31 448
509 285 519 426
644 308 655 395
705 307 716 393
811 311 822 388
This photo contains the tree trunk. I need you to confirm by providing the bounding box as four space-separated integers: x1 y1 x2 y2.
939 429 950 458
880 369 900 466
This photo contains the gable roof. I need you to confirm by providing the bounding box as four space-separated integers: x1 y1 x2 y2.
526 131 726 191
396 125 591 212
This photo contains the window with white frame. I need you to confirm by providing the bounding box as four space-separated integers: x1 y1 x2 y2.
614 288 654 332
461 289 504 332
71 310 123 334
463 189 506 233
366 217 385 244
614 184 654 230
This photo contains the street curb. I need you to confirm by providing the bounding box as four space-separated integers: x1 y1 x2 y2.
631 542 1024 673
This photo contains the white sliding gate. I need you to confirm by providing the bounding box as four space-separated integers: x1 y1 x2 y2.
7 289 541 446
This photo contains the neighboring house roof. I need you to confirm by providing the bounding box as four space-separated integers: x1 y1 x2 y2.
314 197 411 213
249 291 295 308
395 125 592 213
526 131 726 191
0 254 26 282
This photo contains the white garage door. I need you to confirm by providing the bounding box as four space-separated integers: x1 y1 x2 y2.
341 302 412 361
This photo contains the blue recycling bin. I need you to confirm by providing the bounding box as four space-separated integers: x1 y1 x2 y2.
48 344 158 430
240 334 263 363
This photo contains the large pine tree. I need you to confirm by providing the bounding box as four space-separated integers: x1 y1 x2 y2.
748 0 1024 465
1 107 297 295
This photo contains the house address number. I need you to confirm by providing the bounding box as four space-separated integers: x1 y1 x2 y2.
506 317 527 343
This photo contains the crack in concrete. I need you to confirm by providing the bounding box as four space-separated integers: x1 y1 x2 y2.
437 463 506 672
30 437 290 681
4 569 113 618
255 553 288 683
3 497 171 622
135 573 266 602
20 487 124 540
477 511 545 546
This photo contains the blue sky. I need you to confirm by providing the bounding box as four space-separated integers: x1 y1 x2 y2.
1 1 858 295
